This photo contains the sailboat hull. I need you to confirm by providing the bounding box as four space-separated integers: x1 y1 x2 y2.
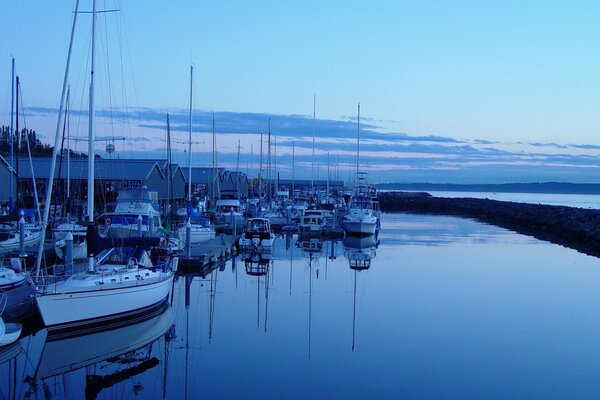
36 273 174 333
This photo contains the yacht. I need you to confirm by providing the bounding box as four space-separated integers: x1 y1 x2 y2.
239 218 275 251
299 209 327 233
103 187 162 239
342 194 378 236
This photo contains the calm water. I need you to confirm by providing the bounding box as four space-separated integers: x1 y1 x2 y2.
3 213 600 399
418 190 600 209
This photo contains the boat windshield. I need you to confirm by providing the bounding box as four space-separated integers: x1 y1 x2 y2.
247 219 269 232
350 196 373 209
102 247 154 268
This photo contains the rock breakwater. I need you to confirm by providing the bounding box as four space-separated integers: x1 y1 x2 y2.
378 191 600 258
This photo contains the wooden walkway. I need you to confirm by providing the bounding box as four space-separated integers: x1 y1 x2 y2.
177 235 238 272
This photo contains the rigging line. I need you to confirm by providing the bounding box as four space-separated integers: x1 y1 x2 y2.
17 79 43 224
101 0 117 142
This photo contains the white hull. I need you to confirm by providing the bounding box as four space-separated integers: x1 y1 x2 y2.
239 234 275 251
178 225 215 245
54 240 87 261
0 229 43 252
0 321 21 347
36 273 173 329
342 220 377 235
106 224 160 239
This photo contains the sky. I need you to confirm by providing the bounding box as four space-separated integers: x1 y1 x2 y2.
1 0 600 184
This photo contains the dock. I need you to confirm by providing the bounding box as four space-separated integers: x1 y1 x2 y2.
378 191 600 258
177 235 238 273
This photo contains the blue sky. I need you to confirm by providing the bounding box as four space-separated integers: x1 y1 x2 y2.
2 1 600 183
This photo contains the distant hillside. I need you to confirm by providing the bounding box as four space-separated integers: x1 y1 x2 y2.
375 182 600 195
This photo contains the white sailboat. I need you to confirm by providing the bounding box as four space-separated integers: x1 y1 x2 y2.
34 0 175 333
178 65 215 246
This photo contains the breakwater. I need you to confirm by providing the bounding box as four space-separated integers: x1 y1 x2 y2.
378 191 600 258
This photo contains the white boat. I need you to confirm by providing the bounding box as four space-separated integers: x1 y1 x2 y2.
104 187 163 239
178 217 215 245
36 243 175 332
0 318 21 347
0 221 43 254
53 221 87 260
342 195 378 236
239 218 275 251
215 198 246 226
0 259 27 291
299 209 327 233
34 0 176 334
342 104 380 237
178 65 216 248
0 292 22 346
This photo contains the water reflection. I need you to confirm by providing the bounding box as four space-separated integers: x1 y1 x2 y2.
343 234 380 351
0 305 174 399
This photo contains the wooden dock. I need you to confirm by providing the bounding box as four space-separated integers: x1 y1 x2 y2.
177 235 238 272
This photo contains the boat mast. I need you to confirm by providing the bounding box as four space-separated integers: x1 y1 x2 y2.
86 0 98 272
34 0 81 280
292 140 295 197
311 93 315 194
166 112 172 225
259 132 263 200
9 58 14 212
356 103 360 188
211 114 216 206
187 65 193 219
267 118 271 207
235 139 241 193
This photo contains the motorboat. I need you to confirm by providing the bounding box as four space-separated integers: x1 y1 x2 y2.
103 187 163 239
299 209 326 233
239 218 275 251
342 194 378 236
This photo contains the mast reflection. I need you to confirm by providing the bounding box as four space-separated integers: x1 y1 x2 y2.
343 234 379 351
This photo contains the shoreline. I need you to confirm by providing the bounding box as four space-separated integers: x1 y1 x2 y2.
378 191 600 258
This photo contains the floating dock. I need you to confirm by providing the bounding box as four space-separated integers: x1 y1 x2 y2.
177 235 238 272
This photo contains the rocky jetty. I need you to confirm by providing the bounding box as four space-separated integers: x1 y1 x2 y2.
378 191 600 258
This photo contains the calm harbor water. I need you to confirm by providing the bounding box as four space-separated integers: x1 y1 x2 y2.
3 212 600 399
416 190 600 209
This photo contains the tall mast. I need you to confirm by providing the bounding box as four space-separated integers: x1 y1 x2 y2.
327 152 330 198
274 134 277 196
35 0 81 280
187 65 193 217
292 140 295 196
311 93 315 193
259 132 263 200
9 58 14 212
66 86 71 203
211 114 216 206
235 139 241 193
267 118 271 207
356 103 360 187
87 0 98 272
166 113 172 222
15 75 19 205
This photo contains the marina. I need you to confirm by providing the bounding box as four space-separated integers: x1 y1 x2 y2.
2 213 600 398
1 0 600 398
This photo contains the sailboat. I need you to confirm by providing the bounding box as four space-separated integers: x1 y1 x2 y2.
177 65 215 246
342 104 379 236
34 0 175 333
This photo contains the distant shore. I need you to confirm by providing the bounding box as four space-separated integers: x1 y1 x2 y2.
378 191 600 258
376 182 600 195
